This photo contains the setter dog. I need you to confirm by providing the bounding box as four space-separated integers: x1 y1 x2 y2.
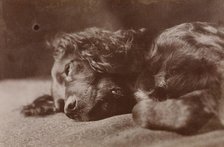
22 22 224 134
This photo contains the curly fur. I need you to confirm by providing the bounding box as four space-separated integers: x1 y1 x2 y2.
132 22 224 134
48 27 148 73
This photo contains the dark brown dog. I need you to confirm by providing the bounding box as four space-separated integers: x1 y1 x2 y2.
22 23 224 134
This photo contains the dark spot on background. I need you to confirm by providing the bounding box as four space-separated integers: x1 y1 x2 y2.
32 24 40 32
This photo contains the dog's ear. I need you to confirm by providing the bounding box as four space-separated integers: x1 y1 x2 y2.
89 60 112 73
78 29 146 73
80 52 112 73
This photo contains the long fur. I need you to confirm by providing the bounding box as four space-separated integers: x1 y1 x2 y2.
133 22 224 134
22 22 224 133
48 28 147 73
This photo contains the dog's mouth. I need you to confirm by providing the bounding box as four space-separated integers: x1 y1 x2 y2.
65 113 80 120
64 95 134 121
65 112 90 121
64 100 119 121
64 106 111 121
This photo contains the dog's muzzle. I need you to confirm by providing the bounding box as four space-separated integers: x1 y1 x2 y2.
64 96 80 119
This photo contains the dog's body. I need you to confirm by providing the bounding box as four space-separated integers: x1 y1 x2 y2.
133 22 224 133
22 22 224 133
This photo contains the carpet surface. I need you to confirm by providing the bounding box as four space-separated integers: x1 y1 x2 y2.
0 79 224 147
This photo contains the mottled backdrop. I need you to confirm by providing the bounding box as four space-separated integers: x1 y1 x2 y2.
1 0 224 79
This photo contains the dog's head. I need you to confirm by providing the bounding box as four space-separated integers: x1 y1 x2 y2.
47 28 140 121
47 27 147 74
61 59 135 121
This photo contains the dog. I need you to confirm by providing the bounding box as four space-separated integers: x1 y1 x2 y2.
22 22 224 133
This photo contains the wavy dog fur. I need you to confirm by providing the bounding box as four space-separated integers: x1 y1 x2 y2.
49 28 146 120
22 28 142 120
22 23 224 133
133 22 224 134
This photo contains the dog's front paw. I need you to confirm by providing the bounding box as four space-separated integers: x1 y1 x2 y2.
21 95 57 116
132 99 211 134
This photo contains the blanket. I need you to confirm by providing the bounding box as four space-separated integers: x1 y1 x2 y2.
0 79 224 147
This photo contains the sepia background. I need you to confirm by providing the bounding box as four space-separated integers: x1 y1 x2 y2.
1 0 224 147
1 0 224 79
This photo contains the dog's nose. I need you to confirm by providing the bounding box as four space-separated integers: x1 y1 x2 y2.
67 100 77 111
64 97 78 113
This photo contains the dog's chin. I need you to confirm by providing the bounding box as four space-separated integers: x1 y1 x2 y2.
65 113 91 121
65 110 118 121
65 111 105 121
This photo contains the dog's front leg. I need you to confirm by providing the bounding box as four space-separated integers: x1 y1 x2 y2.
132 90 214 134
21 80 65 116
21 95 57 116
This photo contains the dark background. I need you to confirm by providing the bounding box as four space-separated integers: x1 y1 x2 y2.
0 0 224 79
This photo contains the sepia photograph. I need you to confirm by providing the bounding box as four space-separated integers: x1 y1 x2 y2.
1 0 224 146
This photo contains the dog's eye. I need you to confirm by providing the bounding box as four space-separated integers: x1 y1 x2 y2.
64 64 70 76
111 88 124 97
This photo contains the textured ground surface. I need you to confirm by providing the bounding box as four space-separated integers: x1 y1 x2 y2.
1 79 224 147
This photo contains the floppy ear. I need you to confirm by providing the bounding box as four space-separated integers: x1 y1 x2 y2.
79 29 145 73
88 59 112 73
77 38 115 73
79 44 130 73
80 52 112 73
